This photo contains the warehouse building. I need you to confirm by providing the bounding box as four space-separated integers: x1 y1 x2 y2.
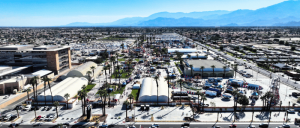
183 60 233 77
168 48 197 53
36 77 88 108
138 77 171 103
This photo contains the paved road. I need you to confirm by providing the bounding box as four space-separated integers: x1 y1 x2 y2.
1 123 299 128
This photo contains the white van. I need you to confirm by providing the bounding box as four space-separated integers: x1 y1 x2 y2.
23 105 31 111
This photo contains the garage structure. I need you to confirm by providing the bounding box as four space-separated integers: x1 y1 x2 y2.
138 77 171 103
36 77 88 108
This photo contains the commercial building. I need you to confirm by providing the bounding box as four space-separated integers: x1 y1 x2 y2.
183 60 233 77
168 48 197 53
138 77 171 103
0 45 72 74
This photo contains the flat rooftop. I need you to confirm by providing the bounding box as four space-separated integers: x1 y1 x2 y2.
186 60 225 68
0 45 34 51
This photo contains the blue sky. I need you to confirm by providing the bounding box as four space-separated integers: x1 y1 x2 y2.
0 0 288 26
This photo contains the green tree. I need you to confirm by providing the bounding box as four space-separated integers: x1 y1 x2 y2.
223 66 227 77
41 77 48 106
64 93 70 109
90 66 96 77
124 101 129 119
128 94 134 110
200 66 205 78
54 101 60 118
86 71 92 83
211 65 216 77
154 76 160 105
196 91 201 110
177 79 184 105
26 88 31 100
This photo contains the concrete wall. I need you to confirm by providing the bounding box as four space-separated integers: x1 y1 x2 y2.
46 51 59 74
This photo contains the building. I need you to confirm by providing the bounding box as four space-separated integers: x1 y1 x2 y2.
168 48 197 53
0 45 72 74
183 60 233 77
138 77 171 103
36 77 88 108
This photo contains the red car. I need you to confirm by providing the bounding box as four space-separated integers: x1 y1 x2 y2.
36 115 42 120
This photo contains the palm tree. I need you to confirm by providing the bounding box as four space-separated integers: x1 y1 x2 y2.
54 101 60 118
41 77 48 106
26 88 31 100
45 76 53 104
177 79 184 105
64 93 70 109
90 66 96 77
165 76 171 106
128 94 134 110
187 54 191 59
30 79 36 101
190 64 193 77
101 91 108 115
77 91 84 114
200 66 205 78
86 71 92 83
33 76 39 99
81 90 87 116
223 66 227 78
103 66 108 83
232 90 240 121
201 95 207 112
211 65 216 77
154 76 159 105
234 64 238 78
124 101 129 119
107 64 112 83
196 91 201 110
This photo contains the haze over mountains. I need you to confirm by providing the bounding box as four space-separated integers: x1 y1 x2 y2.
66 0 300 26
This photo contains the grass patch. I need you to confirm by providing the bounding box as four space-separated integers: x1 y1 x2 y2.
175 62 183 74
131 89 139 100
135 58 139 62
77 84 96 100
118 58 125 61
111 69 132 78
109 86 125 96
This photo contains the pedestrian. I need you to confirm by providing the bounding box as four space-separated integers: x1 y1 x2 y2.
221 114 222 118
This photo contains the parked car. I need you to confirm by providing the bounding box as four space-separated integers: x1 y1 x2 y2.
4 114 12 120
39 115 46 121
23 105 31 111
3 95 9 99
14 105 23 110
259 123 269 128
281 124 290 128
287 109 295 113
229 124 237 128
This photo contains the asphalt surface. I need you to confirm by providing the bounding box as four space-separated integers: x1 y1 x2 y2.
0 123 299 128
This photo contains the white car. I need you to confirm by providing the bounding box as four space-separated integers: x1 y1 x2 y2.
4 114 12 120
39 115 46 121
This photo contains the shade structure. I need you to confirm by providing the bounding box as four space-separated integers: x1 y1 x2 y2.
65 61 97 77
252 92 259 96
138 77 171 103
37 77 88 102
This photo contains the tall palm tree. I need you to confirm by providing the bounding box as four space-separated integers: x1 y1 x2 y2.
45 76 53 104
107 64 112 83
196 91 201 110
64 93 70 109
33 76 40 99
200 66 205 78
223 66 227 77
201 95 207 112
81 90 87 116
103 66 108 83
211 65 216 77
41 77 48 106
101 91 108 115
90 66 96 77
234 64 238 78
154 76 159 105
128 94 134 110
54 101 60 118
30 79 36 101
124 101 129 119
86 71 92 83
232 90 239 121
177 79 184 105
26 88 31 100
190 64 193 77
165 76 171 106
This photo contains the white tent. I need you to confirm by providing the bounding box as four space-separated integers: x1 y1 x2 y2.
37 77 88 102
138 77 171 103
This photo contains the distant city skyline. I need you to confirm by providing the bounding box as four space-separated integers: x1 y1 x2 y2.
0 0 289 26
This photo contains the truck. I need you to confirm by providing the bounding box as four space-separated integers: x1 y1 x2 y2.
207 88 221 96
205 90 217 97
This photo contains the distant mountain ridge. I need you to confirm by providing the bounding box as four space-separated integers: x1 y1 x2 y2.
65 0 300 26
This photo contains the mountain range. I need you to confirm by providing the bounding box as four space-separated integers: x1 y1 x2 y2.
66 0 300 26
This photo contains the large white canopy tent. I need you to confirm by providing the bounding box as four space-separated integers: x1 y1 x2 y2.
37 77 88 102
138 77 171 103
